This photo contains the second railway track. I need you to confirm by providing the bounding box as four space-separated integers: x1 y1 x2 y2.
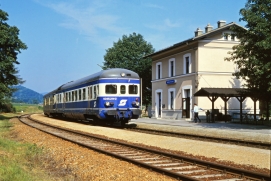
18 115 270 181
125 127 271 150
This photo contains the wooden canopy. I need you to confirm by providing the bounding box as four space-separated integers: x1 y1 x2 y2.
194 88 258 122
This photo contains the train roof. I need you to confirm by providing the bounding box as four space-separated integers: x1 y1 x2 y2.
44 68 139 96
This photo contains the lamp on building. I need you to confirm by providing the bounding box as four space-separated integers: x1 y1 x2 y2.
195 80 199 88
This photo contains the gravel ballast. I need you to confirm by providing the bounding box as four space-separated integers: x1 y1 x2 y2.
9 114 271 180
10 118 176 181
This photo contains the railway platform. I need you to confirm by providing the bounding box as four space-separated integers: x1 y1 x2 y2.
130 117 271 144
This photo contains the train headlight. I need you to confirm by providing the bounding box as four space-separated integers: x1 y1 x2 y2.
105 102 110 107
132 101 140 107
120 73 125 77
105 101 114 107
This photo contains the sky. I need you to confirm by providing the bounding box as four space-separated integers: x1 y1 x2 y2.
0 0 247 94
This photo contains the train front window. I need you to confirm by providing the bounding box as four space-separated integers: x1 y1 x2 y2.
106 85 117 94
120 85 126 94
129 85 138 94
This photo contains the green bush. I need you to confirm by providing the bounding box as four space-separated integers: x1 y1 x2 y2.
0 103 16 113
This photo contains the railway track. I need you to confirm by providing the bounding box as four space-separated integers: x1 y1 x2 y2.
124 127 271 150
18 115 270 181
54 116 271 150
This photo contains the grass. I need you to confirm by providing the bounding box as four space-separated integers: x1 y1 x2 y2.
12 103 43 114
0 114 46 181
0 105 72 181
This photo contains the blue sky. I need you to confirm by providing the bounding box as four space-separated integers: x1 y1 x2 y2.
1 0 247 93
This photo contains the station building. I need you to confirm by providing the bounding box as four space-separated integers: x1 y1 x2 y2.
147 20 259 120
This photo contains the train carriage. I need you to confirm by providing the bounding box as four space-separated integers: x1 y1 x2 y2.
43 68 142 125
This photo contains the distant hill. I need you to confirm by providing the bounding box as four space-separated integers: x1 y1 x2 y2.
12 85 43 104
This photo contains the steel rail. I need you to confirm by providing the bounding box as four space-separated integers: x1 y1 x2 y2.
18 115 270 181
126 127 271 150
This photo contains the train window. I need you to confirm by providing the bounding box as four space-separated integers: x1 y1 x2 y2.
106 85 117 94
83 88 86 100
129 85 138 94
65 92 68 102
94 86 96 99
72 91 74 101
79 89 82 100
90 87 93 99
75 90 78 101
120 85 126 94
97 85 99 96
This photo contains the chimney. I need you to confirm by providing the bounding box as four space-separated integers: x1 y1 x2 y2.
217 20 226 28
194 28 203 37
205 23 213 33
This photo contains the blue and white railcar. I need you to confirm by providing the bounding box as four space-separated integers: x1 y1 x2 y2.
43 68 142 125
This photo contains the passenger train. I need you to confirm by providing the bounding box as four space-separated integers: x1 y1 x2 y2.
43 68 142 126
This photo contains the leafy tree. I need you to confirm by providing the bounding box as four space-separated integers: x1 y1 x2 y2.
103 32 155 106
225 0 271 120
0 9 27 110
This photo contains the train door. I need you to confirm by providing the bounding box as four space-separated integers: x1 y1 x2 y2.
62 92 66 110
87 86 93 113
59 93 63 110
53 94 57 111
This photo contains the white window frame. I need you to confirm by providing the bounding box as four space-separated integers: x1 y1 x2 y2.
156 62 162 79
168 58 175 77
183 53 191 74
168 88 175 110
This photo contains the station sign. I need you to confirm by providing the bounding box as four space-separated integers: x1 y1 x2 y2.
166 79 176 85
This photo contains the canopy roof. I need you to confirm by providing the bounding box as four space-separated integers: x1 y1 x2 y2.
194 88 252 97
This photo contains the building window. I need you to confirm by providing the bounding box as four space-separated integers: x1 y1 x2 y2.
223 33 228 40
170 91 174 109
231 34 235 41
183 53 191 74
168 58 175 77
168 88 175 110
156 62 162 79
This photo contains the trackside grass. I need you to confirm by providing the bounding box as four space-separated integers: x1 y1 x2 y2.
0 113 50 181
0 114 42 181
12 103 43 114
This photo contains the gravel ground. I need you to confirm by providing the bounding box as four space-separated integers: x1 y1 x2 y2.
9 118 176 181
9 114 271 180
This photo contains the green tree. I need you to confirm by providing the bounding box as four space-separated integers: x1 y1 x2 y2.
0 9 27 110
225 0 271 120
103 32 155 106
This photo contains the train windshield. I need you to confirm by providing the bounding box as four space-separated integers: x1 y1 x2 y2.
106 84 117 94
129 85 138 94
